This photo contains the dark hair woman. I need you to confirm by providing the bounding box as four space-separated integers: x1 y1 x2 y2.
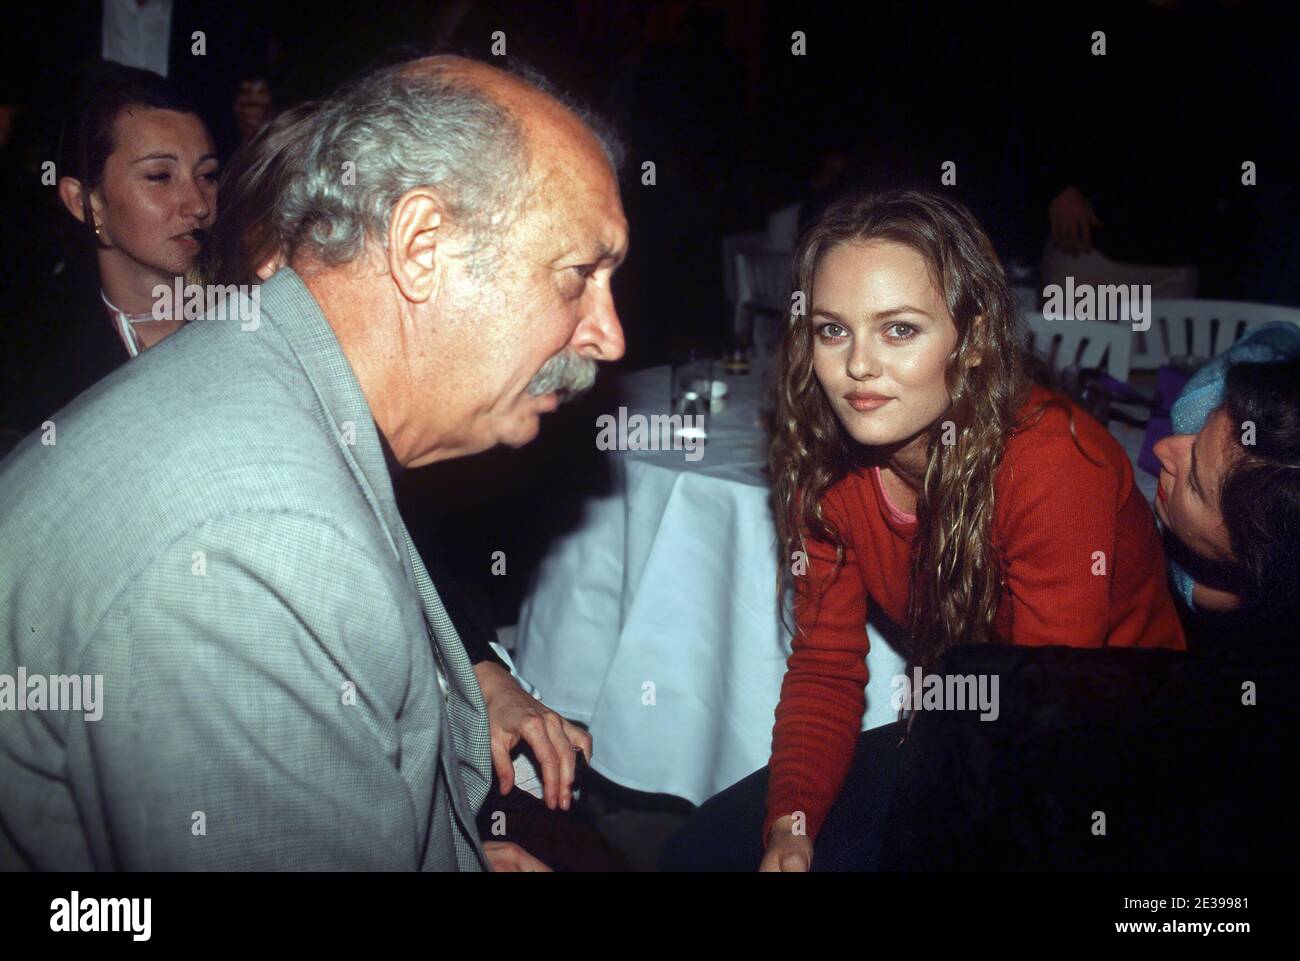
1155 331 1300 639
55 61 218 360
202 102 319 287
1 63 217 434
661 190 1185 873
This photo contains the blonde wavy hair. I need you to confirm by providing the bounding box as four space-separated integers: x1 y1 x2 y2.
770 190 1056 669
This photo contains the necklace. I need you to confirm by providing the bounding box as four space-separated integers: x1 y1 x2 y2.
100 289 168 359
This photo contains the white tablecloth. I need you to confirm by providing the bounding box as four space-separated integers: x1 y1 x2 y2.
514 367 1161 805
514 364 907 804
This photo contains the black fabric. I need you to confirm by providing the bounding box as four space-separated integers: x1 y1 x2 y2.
476 772 631 873
0 252 128 435
6 1 272 159
881 644 1299 871
663 642 1295 873
426 567 508 670
379 434 507 671
659 720 908 872
1030 2 1248 267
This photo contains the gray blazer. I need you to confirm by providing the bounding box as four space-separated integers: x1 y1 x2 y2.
0 269 492 870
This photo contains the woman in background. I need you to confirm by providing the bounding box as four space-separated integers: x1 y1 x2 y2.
56 61 218 360
663 190 1186 873
2 63 217 434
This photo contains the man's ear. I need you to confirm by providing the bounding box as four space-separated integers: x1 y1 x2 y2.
387 188 444 304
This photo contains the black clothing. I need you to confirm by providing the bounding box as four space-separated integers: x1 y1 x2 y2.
660 721 908 872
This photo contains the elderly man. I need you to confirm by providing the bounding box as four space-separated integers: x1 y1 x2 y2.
0 56 626 871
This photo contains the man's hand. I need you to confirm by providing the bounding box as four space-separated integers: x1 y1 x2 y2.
473 660 592 811
483 840 552 872
758 815 814 872
1049 186 1102 255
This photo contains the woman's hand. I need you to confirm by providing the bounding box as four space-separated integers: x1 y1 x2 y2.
759 815 814 872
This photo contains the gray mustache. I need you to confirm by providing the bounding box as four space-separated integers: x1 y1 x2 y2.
526 349 598 401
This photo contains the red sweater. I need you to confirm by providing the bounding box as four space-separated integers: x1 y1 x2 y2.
764 386 1186 844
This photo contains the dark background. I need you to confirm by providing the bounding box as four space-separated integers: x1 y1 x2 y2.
5 0 1298 370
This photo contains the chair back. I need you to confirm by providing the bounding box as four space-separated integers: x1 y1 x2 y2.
1023 311 1133 382
1132 299 1300 371
727 239 794 350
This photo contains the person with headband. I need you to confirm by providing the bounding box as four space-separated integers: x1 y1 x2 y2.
1153 325 1300 645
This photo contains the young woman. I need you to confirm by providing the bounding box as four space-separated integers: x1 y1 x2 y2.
661 190 1185 873
4 64 218 432
56 62 218 361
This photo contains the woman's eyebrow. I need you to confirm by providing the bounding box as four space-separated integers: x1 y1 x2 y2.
874 305 932 320
131 152 179 164
810 306 931 322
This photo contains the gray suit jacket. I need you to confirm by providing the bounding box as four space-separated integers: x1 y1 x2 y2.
0 269 492 870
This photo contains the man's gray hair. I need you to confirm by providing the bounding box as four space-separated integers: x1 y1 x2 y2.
278 58 623 270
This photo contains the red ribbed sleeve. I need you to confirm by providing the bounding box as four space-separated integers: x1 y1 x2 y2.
763 487 870 844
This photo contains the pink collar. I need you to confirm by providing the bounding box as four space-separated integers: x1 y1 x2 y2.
873 466 917 525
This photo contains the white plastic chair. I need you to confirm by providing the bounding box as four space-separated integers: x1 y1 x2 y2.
1023 311 1133 382
721 232 765 307
765 202 801 252
728 240 793 351
1131 300 1300 371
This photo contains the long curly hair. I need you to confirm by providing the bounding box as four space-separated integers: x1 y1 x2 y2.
770 190 1044 669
